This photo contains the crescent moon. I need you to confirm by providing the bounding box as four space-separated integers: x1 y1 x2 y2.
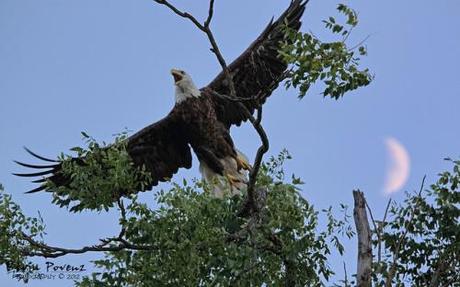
384 137 410 194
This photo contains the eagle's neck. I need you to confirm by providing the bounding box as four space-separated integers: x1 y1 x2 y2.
175 84 201 104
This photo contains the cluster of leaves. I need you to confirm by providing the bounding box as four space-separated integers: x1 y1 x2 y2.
76 152 351 286
373 158 460 286
48 132 152 212
0 184 44 281
281 4 372 99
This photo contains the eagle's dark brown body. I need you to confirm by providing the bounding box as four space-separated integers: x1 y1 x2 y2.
15 0 308 196
179 93 237 174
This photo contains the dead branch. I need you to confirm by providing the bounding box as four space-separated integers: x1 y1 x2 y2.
353 190 372 287
365 198 391 265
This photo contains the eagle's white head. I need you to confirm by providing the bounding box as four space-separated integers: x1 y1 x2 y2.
171 69 201 104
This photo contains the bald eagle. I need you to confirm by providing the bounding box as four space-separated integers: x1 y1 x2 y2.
15 0 307 197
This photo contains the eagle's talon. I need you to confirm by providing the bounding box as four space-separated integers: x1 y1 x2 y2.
225 174 241 186
236 156 252 171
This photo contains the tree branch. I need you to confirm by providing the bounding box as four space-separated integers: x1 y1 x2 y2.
343 261 349 287
429 251 448 287
18 199 156 259
153 0 205 31
204 0 215 28
20 232 156 259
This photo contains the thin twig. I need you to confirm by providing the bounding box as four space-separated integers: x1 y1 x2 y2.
204 0 215 28
379 198 392 263
153 0 205 31
343 261 349 287
117 198 127 238
348 34 371 51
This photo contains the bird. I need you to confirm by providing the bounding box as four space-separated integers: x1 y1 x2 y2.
14 0 307 198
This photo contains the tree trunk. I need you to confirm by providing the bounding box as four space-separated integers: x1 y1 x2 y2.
353 190 372 287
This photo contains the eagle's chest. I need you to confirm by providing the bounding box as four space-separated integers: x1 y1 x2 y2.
182 97 217 127
179 98 229 147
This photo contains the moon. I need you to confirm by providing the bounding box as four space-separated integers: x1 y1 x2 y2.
384 137 410 194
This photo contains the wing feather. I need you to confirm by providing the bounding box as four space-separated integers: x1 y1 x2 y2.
206 0 307 127
127 113 192 188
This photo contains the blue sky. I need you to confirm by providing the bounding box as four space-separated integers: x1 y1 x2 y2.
1 0 459 286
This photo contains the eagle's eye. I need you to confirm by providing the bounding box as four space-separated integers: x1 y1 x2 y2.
180 71 185 75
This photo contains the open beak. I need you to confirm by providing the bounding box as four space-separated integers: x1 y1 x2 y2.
170 69 183 83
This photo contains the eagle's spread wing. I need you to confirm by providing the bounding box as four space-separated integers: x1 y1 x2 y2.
206 0 307 127
15 113 192 194
126 115 192 188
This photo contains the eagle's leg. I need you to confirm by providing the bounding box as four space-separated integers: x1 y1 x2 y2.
236 157 252 171
236 150 252 171
225 173 242 186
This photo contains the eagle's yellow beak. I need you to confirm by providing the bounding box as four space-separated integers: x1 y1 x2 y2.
170 69 183 83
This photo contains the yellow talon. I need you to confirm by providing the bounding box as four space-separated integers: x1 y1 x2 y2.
236 156 252 171
225 174 240 186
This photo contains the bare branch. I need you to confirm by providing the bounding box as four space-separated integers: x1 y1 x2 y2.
365 198 391 265
204 0 215 28
379 198 392 263
343 261 349 287
353 190 372 287
153 0 205 31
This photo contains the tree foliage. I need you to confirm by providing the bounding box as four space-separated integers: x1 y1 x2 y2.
1 152 355 286
1 155 459 286
0 184 44 280
372 158 460 286
281 4 372 99
75 152 354 286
